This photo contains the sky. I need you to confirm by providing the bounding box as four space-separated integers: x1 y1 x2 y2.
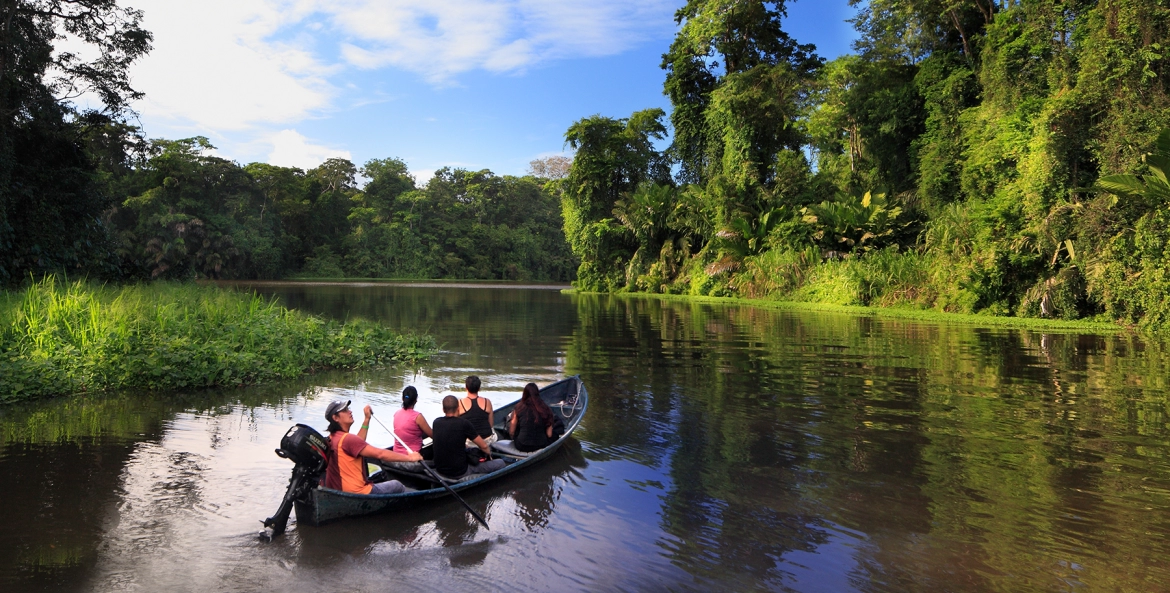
122 0 859 181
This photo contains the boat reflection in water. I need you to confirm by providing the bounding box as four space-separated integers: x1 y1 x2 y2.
291 439 588 569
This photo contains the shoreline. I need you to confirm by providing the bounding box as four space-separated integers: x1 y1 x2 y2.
213 279 573 290
562 289 1132 334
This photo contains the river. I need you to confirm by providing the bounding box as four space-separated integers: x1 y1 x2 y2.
2 283 1169 592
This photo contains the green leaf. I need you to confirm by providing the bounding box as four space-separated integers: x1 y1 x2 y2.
1095 175 1145 197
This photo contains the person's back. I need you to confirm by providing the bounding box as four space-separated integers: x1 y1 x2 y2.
392 386 430 456
433 394 506 478
513 407 550 452
432 414 477 477
510 383 555 453
458 376 495 441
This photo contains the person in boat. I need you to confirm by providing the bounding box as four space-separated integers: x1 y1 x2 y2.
325 399 421 495
508 382 556 452
458 375 497 447
389 386 432 464
433 395 506 479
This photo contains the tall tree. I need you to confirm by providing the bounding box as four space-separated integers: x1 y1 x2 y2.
0 0 151 283
562 109 671 291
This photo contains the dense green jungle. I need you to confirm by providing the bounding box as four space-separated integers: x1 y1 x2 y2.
4 1 1170 328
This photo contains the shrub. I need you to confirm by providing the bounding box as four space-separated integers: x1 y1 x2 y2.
0 278 436 403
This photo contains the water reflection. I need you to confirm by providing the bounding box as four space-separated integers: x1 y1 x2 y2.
3 284 1170 592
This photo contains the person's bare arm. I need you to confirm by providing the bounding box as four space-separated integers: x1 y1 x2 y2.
358 405 372 441
508 412 517 437
416 414 432 438
485 399 494 429
545 423 553 439
471 436 491 459
361 444 421 463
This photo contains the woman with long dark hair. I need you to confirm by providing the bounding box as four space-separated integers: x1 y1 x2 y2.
509 382 555 452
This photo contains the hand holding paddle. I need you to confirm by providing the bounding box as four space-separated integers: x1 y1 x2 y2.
370 412 490 530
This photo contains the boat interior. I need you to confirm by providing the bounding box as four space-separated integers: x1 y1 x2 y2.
369 377 585 491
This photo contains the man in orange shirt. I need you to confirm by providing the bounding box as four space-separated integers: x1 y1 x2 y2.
324 399 421 495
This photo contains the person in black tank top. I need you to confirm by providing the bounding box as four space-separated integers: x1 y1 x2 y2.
508 383 554 452
458 375 497 445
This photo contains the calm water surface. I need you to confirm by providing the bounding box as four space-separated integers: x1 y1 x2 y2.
3 284 1170 592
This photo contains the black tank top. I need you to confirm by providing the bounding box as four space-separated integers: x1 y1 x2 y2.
514 407 550 452
460 397 493 438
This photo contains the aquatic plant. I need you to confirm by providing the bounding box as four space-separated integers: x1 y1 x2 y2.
0 278 436 403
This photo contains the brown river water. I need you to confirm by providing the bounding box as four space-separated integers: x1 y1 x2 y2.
2 283 1170 592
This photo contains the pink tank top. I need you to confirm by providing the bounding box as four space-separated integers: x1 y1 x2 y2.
393 408 424 454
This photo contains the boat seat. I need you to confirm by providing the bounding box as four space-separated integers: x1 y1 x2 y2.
491 440 535 458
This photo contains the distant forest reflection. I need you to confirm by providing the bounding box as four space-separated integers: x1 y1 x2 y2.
2 285 1168 591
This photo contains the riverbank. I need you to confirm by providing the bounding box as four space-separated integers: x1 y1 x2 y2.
216 279 572 290
564 289 1129 334
0 279 437 404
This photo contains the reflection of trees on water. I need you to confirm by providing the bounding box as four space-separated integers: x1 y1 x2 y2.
565 294 1170 590
252 284 577 360
0 380 319 592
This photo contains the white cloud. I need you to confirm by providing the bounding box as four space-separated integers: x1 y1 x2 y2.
267 129 351 169
123 0 676 163
130 0 333 132
325 0 677 82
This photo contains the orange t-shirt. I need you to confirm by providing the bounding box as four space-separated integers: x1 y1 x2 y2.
326 432 373 494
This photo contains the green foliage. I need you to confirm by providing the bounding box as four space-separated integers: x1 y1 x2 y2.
800 189 912 254
561 110 671 291
0 278 436 403
575 0 1170 331
0 1 152 283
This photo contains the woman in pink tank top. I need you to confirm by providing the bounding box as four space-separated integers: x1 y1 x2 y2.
393 386 432 454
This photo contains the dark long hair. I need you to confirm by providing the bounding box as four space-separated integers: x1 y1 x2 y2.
515 382 553 426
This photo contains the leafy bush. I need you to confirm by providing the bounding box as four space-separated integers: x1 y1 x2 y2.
0 278 436 403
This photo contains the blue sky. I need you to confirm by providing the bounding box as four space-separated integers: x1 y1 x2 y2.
126 0 858 181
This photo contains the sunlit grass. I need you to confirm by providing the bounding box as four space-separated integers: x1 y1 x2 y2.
0 278 437 403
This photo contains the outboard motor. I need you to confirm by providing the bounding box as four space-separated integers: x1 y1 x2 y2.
261 424 328 539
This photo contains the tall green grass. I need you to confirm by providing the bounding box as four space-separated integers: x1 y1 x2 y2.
0 278 437 403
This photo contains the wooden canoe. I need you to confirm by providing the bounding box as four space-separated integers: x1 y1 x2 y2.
293 375 588 527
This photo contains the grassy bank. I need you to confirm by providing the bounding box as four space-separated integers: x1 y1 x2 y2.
0 278 437 404
582 246 1143 334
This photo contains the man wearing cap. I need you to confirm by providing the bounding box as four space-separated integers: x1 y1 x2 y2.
324 399 422 495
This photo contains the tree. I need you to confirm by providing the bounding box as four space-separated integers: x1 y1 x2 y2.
663 0 821 189
561 109 671 290
528 155 572 180
0 0 152 283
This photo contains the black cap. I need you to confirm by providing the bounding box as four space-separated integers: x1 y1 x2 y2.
324 399 351 421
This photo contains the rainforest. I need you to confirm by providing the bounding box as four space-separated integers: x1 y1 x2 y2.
4 0 1170 329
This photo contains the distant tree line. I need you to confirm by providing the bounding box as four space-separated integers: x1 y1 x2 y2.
103 137 576 281
559 0 1170 328
0 1 575 285
10 0 1170 328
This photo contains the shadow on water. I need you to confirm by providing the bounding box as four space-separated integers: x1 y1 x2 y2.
5 284 1170 592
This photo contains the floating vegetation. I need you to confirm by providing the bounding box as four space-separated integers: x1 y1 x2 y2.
0 278 436 403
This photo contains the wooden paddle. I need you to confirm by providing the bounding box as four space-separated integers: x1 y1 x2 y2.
370 413 490 530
